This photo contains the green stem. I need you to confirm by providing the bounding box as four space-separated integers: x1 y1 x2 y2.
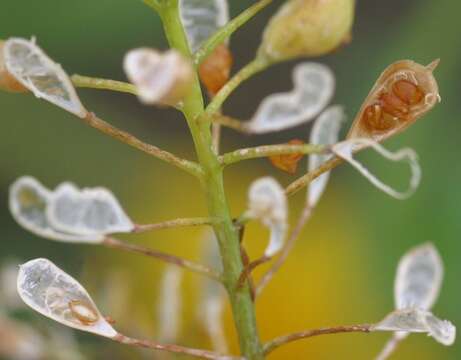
194 0 274 65
205 56 270 115
72 74 137 95
159 2 264 359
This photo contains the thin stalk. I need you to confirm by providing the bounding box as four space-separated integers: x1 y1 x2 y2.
82 112 203 178
212 114 247 132
205 56 270 115
134 217 214 233
375 334 404 360
114 333 241 360
103 237 221 281
72 75 137 95
263 325 372 355
194 0 274 65
160 3 264 358
220 144 326 167
143 0 161 12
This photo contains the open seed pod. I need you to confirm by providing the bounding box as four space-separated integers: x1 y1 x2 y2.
0 40 28 93
347 60 440 146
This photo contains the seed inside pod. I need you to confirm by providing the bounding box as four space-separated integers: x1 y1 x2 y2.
348 59 440 145
69 300 99 325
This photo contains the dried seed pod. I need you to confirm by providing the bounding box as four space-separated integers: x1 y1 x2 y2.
269 139 305 175
199 44 233 95
259 0 355 62
0 40 28 93
347 60 440 144
124 48 194 106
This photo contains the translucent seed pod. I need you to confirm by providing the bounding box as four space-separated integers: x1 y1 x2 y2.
0 40 28 93
259 0 355 62
347 59 440 145
124 48 194 106
17 258 117 338
199 44 233 95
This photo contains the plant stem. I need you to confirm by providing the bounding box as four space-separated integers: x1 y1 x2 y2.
103 237 221 281
160 2 264 358
82 112 203 178
263 324 371 355
72 75 138 95
114 333 241 359
134 217 214 233
143 0 161 12
205 56 270 115
194 0 274 65
220 144 325 167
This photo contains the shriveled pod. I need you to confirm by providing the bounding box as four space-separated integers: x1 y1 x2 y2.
199 44 233 96
347 60 440 145
0 40 28 93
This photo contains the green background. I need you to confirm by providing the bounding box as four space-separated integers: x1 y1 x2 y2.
0 0 460 359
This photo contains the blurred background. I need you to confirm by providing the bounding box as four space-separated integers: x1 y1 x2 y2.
0 0 460 359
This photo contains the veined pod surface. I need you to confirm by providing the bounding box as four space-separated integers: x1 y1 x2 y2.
259 0 355 62
348 60 440 144
0 40 28 93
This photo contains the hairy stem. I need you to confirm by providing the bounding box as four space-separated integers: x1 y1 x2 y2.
114 333 241 359
160 2 264 358
220 144 325 167
103 237 221 281
82 112 203 178
263 325 371 355
194 0 274 65
134 217 214 233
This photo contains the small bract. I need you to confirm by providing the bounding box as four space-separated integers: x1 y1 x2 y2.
332 138 421 200
372 308 456 346
307 105 344 207
124 48 194 106
179 0 229 53
395 243 443 311
47 182 134 237
3 38 87 118
9 177 102 243
247 177 287 257
247 63 334 133
17 259 118 338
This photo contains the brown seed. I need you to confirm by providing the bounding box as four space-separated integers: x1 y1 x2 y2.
199 44 233 96
269 139 305 175
0 40 28 93
69 300 99 325
379 92 410 119
362 104 395 132
392 79 424 105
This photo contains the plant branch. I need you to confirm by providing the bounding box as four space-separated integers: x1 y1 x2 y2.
114 333 241 359
142 0 161 12
263 324 372 355
103 237 222 281
211 114 248 132
285 157 343 197
72 75 137 96
256 205 313 295
220 144 326 167
134 217 214 233
205 56 270 115
82 112 203 178
194 0 274 65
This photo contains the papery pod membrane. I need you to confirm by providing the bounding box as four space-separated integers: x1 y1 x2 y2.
259 0 355 62
307 105 344 207
179 0 229 53
347 60 440 145
17 259 118 338
247 62 335 133
124 48 194 106
394 243 443 311
9 177 103 243
0 40 28 92
47 182 134 237
248 177 288 256
4 38 87 117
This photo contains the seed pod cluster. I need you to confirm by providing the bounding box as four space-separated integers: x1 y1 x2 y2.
199 44 233 96
0 40 28 93
348 59 440 143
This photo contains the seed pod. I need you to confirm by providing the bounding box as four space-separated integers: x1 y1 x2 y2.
259 0 355 62
124 48 194 106
269 139 305 175
0 40 28 93
347 59 440 144
199 44 233 96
